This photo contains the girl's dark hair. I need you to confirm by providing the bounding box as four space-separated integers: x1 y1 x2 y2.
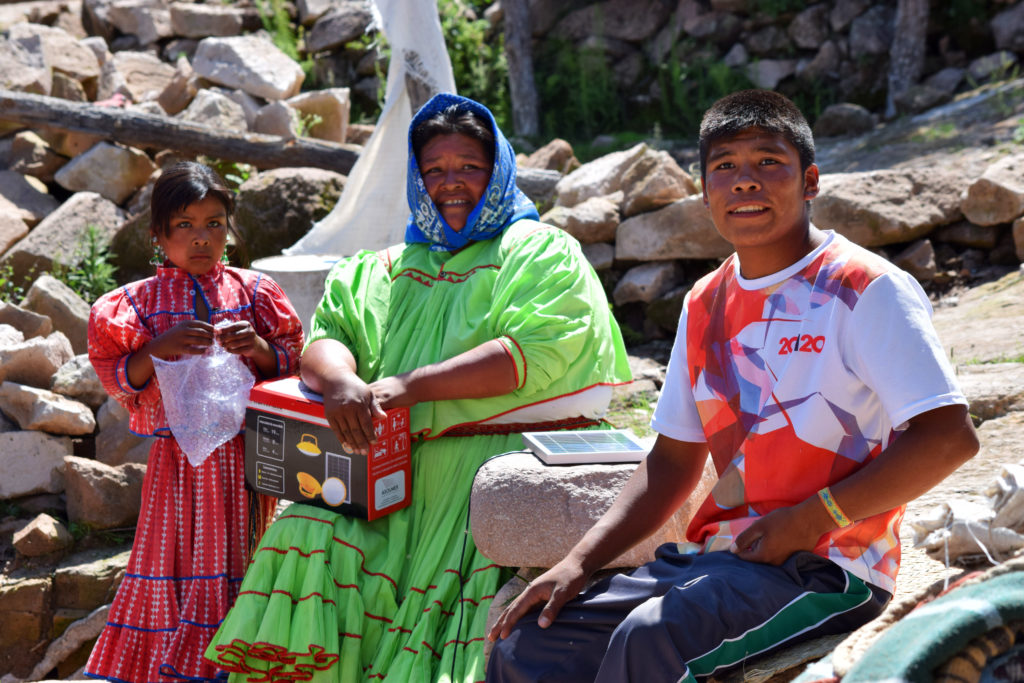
698 89 815 181
411 105 496 167
150 161 247 264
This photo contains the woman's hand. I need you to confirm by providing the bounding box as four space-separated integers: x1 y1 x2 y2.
322 372 387 454
369 373 417 410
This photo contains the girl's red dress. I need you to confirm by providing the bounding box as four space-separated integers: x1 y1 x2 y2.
84 262 303 683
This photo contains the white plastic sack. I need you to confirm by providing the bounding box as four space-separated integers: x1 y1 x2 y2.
153 336 255 467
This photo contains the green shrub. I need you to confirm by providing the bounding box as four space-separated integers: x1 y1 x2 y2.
50 224 119 304
438 0 510 131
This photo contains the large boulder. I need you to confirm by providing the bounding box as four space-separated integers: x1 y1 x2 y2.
63 456 145 529
991 1 1024 52
0 212 30 256
0 430 70 498
0 302 52 339
192 35 304 101
13 513 74 557
0 381 96 435
235 168 346 261
51 354 108 409
287 88 351 144
615 195 732 261
620 149 698 218
95 398 149 466
2 193 125 296
811 168 964 247
54 546 131 611
170 2 251 38
470 451 718 569
519 138 578 175
552 0 672 43
9 130 68 183
177 88 249 133
0 170 60 227
305 1 375 53
21 275 92 355
555 143 648 208
7 22 100 88
110 50 176 102
106 0 172 45
0 570 52 677
0 35 52 94
961 153 1024 227
540 195 620 244
54 142 156 204
0 331 74 388
613 261 681 305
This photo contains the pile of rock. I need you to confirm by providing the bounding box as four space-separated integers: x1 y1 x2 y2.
0 276 145 679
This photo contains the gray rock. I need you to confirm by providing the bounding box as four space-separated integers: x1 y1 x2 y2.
235 167 346 261
552 0 672 43
95 405 149 467
991 2 1024 53
13 513 74 557
253 100 299 138
515 167 562 204
106 0 172 45
8 22 100 84
541 196 620 244
287 88 351 143
0 571 52 675
932 222 1000 250
170 2 247 38
51 354 108 409
54 546 132 610
110 50 176 102
297 0 346 26
616 195 733 261
811 169 964 247
63 456 145 529
193 35 304 101
581 242 615 271
0 170 60 227
305 2 374 53
470 451 718 569
215 87 264 129
892 84 950 116
847 5 893 58
924 67 965 97
0 213 30 257
156 55 199 115
51 69 87 102
613 261 681 305
967 51 1019 84
0 331 74 389
520 138 578 174
0 33 52 95
54 142 156 204
722 42 748 68
813 103 875 138
555 143 647 208
746 58 797 90
9 131 67 183
891 239 936 282
178 88 249 133
746 25 791 56
26 604 109 681
0 302 52 339
0 323 23 347
961 153 1024 227
788 3 829 50
0 430 70 498
21 275 92 355
1014 217 1024 262
798 39 841 82
830 0 870 32
621 149 698 218
0 381 96 435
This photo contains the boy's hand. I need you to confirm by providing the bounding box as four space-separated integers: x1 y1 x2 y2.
730 498 832 565
150 320 215 358
487 559 590 641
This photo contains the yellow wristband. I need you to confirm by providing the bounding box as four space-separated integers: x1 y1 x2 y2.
818 487 853 528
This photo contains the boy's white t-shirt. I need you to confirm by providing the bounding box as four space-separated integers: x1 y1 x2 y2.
651 230 965 592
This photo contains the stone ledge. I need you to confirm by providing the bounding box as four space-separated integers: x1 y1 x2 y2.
470 450 717 569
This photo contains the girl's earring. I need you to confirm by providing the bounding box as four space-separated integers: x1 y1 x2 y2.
220 249 230 265
150 238 165 266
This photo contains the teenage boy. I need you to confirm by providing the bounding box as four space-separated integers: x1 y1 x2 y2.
485 89 979 683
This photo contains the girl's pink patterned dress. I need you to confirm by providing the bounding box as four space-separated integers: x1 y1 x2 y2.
84 263 303 683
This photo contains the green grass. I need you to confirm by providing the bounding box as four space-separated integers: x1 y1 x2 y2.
606 390 657 439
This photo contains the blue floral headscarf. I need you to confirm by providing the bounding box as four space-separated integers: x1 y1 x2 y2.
405 93 539 251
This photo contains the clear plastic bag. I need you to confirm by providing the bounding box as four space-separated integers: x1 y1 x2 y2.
152 334 255 467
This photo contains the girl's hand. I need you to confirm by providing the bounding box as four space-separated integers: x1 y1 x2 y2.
322 372 387 455
150 320 215 359
216 320 265 357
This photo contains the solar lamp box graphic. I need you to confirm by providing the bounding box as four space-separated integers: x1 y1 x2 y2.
245 376 411 520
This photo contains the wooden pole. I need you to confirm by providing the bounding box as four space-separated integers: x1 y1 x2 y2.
0 89 361 173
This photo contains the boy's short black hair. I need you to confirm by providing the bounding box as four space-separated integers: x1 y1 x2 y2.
699 89 815 180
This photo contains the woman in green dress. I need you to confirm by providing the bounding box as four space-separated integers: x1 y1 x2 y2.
206 93 631 682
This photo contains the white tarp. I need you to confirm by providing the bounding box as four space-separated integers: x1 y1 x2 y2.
284 0 457 257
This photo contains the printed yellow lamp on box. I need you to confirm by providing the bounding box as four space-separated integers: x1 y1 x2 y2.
244 376 412 520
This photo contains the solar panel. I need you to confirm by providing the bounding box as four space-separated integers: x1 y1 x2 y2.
521 429 650 465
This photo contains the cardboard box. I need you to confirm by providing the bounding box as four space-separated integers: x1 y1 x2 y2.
244 376 411 520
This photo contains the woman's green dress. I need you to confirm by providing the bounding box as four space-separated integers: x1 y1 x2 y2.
206 219 632 682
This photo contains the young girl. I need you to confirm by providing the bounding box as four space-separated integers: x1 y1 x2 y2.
85 162 304 683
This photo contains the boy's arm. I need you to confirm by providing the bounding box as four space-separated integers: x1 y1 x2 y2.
732 403 979 565
488 434 709 640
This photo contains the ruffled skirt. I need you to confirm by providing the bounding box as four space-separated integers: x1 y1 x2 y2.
205 433 520 683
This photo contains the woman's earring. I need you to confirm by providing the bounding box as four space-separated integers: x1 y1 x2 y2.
150 238 165 266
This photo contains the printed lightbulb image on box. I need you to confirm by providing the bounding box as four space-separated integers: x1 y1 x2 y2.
244 377 412 520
